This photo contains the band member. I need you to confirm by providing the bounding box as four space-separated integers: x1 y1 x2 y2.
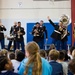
32 22 42 48
39 20 48 49
15 22 25 52
0 22 6 49
61 26 70 50
47 16 63 50
7 22 17 51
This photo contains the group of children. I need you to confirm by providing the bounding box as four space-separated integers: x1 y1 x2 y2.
0 42 75 75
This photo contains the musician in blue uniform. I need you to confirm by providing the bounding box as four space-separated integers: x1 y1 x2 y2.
47 16 63 50
0 22 6 49
7 22 17 51
39 20 48 49
61 26 70 50
15 22 25 52
32 22 42 48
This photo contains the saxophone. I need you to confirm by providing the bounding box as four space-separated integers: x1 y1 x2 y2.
18 28 21 38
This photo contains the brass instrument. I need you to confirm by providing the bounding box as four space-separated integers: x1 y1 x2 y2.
18 28 21 38
7 29 16 41
60 14 69 39
59 26 63 31
7 35 15 41
61 28 67 39
60 14 69 27
33 29 39 36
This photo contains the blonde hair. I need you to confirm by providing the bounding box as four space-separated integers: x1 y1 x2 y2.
49 49 59 60
49 44 56 50
0 49 8 57
72 49 75 59
24 41 42 75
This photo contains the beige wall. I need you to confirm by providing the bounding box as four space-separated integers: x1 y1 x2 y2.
0 0 71 19
0 0 71 45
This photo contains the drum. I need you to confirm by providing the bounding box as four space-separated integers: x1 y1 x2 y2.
7 36 15 41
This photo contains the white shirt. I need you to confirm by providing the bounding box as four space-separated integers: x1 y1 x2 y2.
11 59 20 73
58 62 68 75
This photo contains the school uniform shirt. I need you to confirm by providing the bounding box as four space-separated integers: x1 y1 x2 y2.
58 62 68 75
11 59 20 73
49 60 63 75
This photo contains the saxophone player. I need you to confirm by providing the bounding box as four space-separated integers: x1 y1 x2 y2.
15 22 25 52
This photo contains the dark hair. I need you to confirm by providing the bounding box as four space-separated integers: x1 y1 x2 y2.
39 50 47 59
35 22 40 25
9 52 15 60
70 46 75 55
40 20 43 22
18 22 21 24
60 20 63 23
58 51 65 60
0 56 8 72
62 50 70 61
68 59 75 74
16 51 25 62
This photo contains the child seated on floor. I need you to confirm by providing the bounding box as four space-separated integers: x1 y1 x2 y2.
0 49 8 57
0 56 19 75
